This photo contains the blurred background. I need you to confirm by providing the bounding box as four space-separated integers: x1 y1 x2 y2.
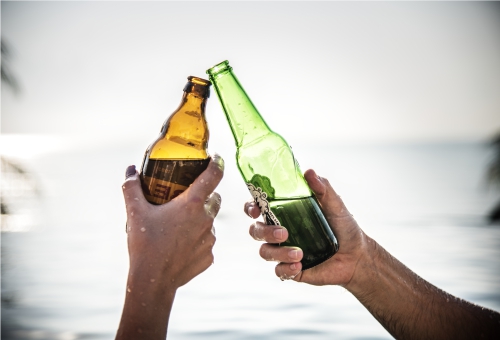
1 1 499 339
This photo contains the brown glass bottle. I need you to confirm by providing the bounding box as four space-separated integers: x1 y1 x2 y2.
140 76 211 205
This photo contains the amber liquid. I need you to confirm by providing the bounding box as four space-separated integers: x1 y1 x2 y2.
140 158 210 205
269 196 339 270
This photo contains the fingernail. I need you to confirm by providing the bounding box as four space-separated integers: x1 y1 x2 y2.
212 153 224 171
249 205 260 217
288 249 302 260
273 228 283 240
245 203 252 217
125 165 137 179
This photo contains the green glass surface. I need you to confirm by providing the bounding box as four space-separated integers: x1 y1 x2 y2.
207 60 339 269
270 197 339 270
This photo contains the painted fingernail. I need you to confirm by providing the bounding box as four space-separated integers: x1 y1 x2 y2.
212 153 224 171
125 165 136 179
273 228 283 240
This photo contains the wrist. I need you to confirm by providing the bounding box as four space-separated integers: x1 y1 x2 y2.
343 233 379 296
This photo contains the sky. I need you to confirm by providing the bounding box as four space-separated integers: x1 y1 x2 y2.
2 1 500 155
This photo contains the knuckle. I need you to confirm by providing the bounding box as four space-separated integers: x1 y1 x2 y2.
121 178 135 192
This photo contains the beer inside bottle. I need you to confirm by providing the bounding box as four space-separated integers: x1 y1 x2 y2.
207 61 339 270
140 76 211 205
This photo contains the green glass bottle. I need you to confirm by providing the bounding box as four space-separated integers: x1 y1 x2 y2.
207 60 339 270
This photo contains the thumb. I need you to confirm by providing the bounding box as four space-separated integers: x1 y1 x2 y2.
122 165 147 213
304 169 351 218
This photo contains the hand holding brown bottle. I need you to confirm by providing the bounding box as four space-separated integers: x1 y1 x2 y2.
116 155 224 340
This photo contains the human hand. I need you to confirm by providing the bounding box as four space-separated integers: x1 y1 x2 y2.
246 169 368 287
123 154 224 289
117 154 224 339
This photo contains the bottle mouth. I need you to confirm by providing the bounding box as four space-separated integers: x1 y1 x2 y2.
185 76 211 98
206 60 232 78
187 76 211 86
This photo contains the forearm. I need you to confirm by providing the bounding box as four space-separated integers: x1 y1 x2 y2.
346 236 500 339
116 269 176 339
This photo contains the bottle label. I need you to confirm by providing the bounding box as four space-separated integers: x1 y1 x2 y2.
246 182 281 225
141 159 210 205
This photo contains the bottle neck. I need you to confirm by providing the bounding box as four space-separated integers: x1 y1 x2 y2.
208 63 271 147
179 92 207 113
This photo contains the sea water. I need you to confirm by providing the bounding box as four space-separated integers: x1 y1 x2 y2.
2 139 499 339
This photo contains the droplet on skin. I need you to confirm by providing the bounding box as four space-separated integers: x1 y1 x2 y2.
142 302 146 307
131 212 134 216
140 227 146 232
201 179 204 183
134 197 139 201
171 279 175 282
202 240 205 244
127 287 131 293
150 279 156 283
165 259 169 263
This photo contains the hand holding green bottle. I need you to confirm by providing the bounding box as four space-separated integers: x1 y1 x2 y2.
245 168 365 285
207 61 339 269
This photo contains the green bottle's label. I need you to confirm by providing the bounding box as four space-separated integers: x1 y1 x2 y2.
247 182 281 226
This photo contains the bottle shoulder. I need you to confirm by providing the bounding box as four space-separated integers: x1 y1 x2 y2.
146 113 209 160
237 131 286 150
235 132 310 199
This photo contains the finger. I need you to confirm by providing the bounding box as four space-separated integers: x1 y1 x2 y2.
244 201 261 219
249 221 288 242
186 153 224 204
275 261 303 281
122 165 147 212
205 192 222 218
304 169 351 218
259 243 303 263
